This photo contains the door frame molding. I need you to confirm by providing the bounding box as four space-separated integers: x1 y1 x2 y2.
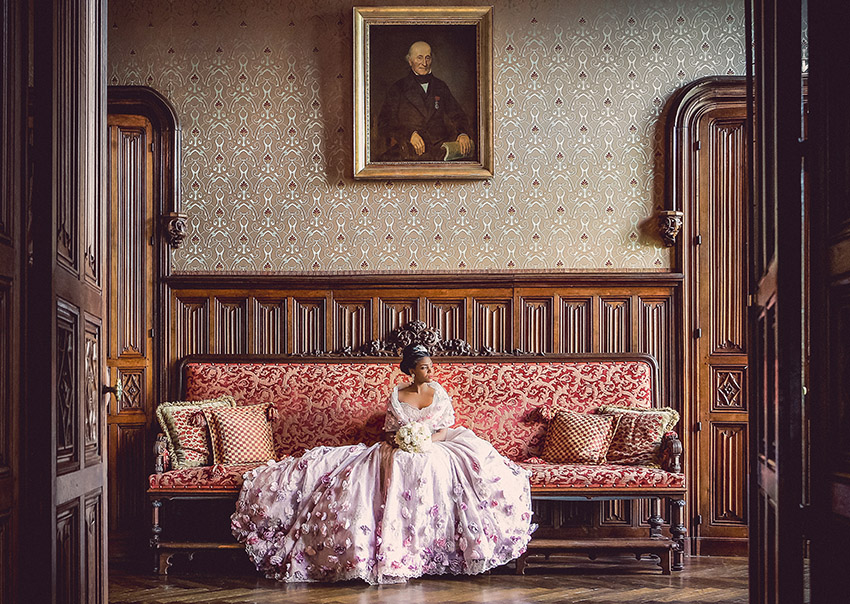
665 76 749 555
106 88 181 555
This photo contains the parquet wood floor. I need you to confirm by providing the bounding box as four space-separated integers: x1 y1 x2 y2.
109 554 747 604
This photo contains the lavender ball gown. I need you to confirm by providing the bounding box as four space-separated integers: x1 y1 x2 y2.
230 381 536 584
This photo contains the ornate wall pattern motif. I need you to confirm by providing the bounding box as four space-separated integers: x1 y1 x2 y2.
108 0 744 272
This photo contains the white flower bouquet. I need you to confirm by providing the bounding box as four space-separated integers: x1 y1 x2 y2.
394 421 433 453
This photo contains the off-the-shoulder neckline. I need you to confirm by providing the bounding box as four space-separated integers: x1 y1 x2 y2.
394 382 439 411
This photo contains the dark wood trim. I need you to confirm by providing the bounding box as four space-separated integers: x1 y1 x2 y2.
165 271 684 290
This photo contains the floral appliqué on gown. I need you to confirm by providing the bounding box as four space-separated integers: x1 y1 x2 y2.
231 381 536 584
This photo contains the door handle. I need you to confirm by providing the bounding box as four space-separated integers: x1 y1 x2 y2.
102 375 123 403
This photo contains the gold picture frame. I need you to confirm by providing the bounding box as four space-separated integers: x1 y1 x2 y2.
353 6 494 179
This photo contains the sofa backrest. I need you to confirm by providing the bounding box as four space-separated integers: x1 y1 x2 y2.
182 355 657 462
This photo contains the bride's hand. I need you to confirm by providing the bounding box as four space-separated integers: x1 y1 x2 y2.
431 428 447 442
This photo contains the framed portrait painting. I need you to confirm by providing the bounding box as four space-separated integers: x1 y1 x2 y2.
353 6 493 179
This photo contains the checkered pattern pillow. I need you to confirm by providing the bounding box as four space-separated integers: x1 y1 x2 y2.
598 405 680 466
155 396 235 469
203 404 275 466
541 409 619 464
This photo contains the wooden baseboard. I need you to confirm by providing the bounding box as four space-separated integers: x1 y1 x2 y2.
693 536 747 557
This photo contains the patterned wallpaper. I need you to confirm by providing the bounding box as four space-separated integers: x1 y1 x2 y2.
108 0 745 272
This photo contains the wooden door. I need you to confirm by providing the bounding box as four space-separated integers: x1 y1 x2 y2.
106 114 156 559
694 102 750 556
0 0 24 601
808 1 850 602
748 0 806 602
22 0 108 602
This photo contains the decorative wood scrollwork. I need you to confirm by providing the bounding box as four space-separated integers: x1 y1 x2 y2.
334 320 476 357
163 212 187 249
658 210 684 247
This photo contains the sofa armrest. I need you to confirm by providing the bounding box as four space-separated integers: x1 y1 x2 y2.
660 431 683 473
153 433 170 474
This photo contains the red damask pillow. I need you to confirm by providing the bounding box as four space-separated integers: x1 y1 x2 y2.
155 396 235 469
203 404 276 466
541 410 619 464
597 405 680 466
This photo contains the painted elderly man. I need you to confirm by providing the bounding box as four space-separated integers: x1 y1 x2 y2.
376 41 474 161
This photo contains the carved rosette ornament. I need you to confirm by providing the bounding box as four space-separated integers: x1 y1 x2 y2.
658 210 684 247
163 212 188 249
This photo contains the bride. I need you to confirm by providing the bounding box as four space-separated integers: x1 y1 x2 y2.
230 343 536 584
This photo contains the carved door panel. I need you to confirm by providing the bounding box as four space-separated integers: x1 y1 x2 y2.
694 105 750 555
23 0 108 602
749 1 806 602
106 115 155 558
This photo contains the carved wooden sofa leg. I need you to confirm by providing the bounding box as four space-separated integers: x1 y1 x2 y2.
648 497 664 539
150 499 165 574
515 551 529 575
669 498 687 571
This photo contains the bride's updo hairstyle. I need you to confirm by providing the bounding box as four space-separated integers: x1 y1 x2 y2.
399 343 431 375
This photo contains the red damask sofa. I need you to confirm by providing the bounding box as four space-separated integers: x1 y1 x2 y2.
149 352 686 575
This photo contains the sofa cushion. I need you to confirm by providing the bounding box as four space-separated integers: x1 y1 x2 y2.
155 396 235 469
541 410 618 464
519 458 686 489
203 403 276 465
148 458 685 492
148 463 259 491
598 406 680 466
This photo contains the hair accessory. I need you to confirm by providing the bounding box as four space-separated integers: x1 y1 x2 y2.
411 344 429 354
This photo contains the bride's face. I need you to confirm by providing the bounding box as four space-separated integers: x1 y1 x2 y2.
410 357 433 383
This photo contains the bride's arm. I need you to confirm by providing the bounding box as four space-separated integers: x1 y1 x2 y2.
431 428 447 442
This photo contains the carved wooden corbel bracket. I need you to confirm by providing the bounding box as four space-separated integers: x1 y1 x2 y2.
658 210 684 247
163 212 188 249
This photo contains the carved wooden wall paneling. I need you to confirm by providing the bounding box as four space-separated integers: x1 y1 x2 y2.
110 425 145 534
474 299 512 353
333 300 372 353
714 367 747 411
114 125 146 357
639 297 677 408
292 298 326 355
521 297 553 355
56 300 80 475
712 423 747 524
601 500 631 526
175 298 209 358
379 299 418 342
425 298 465 343
252 299 286 354
560 297 592 353
600 298 631 352
213 298 247 354
711 119 746 353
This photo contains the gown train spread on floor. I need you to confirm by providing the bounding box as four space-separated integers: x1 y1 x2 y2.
230 381 536 584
